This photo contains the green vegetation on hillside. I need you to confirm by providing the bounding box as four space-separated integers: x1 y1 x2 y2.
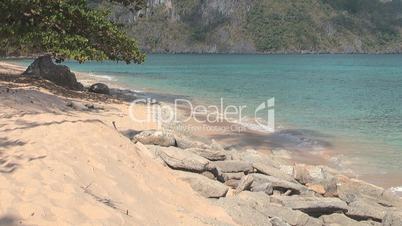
246 0 322 52
118 0 402 53
2 0 401 55
246 0 402 52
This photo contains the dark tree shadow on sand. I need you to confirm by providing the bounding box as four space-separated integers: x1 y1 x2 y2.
0 215 20 226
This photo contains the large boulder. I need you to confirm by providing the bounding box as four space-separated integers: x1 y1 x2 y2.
210 160 253 173
235 175 254 193
174 135 209 149
89 83 110 95
217 191 322 226
270 217 290 226
320 213 375 226
156 146 210 172
253 162 296 182
346 199 387 222
218 172 245 182
23 55 83 91
216 192 273 226
382 211 402 226
336 176 384 203
380 188 402 208
66 101 90 111
335 176 400 207
225 179 241 189
293 164 326 184
186 148 226 161
132 130 176 147
251 182 274 195
270 196 348 217
229 149 283 168
176 171 228 198
250 173 307 195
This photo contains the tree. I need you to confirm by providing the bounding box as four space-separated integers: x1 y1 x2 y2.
0 0 146 64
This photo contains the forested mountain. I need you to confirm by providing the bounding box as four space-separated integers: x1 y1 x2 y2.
90 0 402 53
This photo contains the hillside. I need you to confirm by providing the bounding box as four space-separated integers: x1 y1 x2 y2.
92 0 402 54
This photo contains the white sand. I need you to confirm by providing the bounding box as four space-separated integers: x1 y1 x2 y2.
0 62 236 226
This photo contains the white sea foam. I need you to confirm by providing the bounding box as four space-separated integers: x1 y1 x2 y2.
234 117 275 133
390 186 402 193
86 72 114 81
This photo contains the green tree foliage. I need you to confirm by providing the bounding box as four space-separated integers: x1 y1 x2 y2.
0 0 145 63
110 0 146 8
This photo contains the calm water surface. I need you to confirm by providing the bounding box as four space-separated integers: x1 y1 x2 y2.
14 54 402 187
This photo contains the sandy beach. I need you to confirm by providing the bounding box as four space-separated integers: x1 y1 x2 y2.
1 61 402 226
0 62 236 225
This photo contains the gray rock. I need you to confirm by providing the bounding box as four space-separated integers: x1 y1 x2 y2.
235 175 253 193
175 135 209 149
364 221 381 226
216 193 273 226
217 191 322 226
322 177 338 197
210 139 226 151
280 165 295 176
261 204 323 226
253 162 296 182
66 101 90 111
230 149 282 168
251 182 273 195
270 217 290 226
156 146 210 172
270 196 348 217
320 213 372 226
293 164 325 184
381 189 402 208
336 176 384 204
200 171 216 180
132 130 176 147
382 211 402 226
336 177 402 208
23 54 83 91
186 148 226 161
346 199 386 222
176 171 228 198
251 173 307 195
210 160 253 173
89 83 110 95
294 164 342 186
225 179 240 189
218 172 245 182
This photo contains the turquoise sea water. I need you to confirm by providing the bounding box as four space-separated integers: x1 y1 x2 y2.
13 54 402 186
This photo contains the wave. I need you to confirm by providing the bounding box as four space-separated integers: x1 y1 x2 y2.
235 116 275 133
86 72 114 81
390 186 402 193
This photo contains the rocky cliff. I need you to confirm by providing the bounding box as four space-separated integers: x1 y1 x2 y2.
94 0 402 53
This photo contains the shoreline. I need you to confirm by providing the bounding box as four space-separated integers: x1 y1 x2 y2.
4 60 402 190
1 60 402 225
74 63 402 190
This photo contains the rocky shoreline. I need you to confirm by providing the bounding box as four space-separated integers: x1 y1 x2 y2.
131 130 402 226
1 60 402 225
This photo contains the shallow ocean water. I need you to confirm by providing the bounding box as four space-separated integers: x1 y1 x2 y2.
13 54 402 187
